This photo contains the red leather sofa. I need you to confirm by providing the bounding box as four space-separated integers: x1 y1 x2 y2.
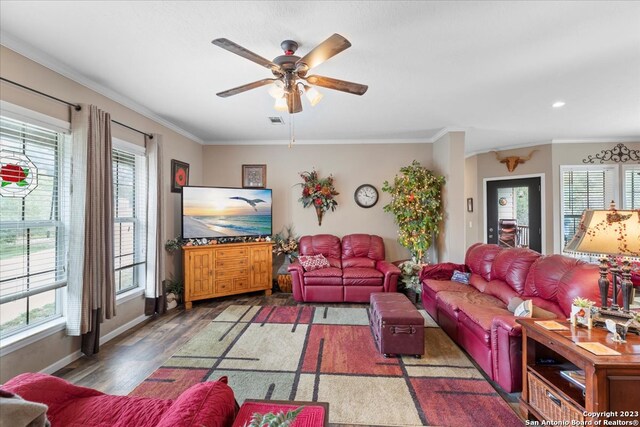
289 234 401 302
421 243 600 393
2 372 237 427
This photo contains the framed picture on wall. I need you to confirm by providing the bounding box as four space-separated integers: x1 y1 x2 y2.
242 164 266 188
171 159 190 193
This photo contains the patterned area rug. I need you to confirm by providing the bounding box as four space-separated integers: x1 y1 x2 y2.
130 305 522 426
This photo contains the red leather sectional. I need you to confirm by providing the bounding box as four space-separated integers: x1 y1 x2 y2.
289 234 401 302
421 243 600 393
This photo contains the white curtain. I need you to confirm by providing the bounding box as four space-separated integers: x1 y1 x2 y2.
66 105 88 336
145 134 165 315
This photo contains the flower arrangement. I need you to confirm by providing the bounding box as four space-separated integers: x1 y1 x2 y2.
298 169 339 225
245 406 304 427
398 260 425 292
572 297 596 308
382 160 445 262
273 225 299 260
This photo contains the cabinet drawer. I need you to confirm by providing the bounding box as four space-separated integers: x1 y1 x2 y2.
234 277 249 290
217 268 248 279
216 257 248 269
216 247 248 258
215 280 233 294
528 372 584 422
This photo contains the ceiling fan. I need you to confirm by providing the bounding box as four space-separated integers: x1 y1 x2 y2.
212 34 368 114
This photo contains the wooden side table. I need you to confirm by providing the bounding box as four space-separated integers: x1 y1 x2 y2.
232 400 329 427
517 318 640 424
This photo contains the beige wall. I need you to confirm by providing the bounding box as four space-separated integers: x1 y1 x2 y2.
432 131 466 263
474 144 553 254
464 155 479 249
202 143 432 262
0 45 203 381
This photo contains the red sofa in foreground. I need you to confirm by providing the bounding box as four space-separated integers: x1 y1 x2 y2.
2 373 237 427
289 234 401 302
421 243 600 393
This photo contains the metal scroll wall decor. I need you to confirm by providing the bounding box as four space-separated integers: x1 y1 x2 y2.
582 143 640 164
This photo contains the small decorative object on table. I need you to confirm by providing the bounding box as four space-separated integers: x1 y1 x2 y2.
298 170 339 226
570 297 595 329
245 406 303 427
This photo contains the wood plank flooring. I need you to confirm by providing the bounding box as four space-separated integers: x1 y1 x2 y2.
54 291 521 425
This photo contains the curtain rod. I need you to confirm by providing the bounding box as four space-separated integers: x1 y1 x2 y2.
0 77 153 139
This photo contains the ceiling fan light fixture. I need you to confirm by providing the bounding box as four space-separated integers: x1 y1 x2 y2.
274 96 288 112
268 80 285 99
304 85 324 106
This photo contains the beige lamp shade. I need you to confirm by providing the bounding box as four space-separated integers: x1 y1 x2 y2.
564 208 640 258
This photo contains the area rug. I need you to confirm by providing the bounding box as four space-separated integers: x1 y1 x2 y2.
130 305 522 426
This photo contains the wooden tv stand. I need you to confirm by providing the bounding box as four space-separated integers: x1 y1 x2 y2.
183 241 273 309
517 318 640 424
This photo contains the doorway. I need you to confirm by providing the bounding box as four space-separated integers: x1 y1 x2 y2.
486 177 542 253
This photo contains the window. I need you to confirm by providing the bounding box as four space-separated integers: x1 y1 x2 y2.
560 165 618 249
622 165 640 209
0 116 70 336
112 141 146 294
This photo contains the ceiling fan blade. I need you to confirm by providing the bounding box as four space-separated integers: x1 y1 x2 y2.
305 75 368 95
287 91 303 114
212 38 281 72
216 78 277 98
296 33 351 71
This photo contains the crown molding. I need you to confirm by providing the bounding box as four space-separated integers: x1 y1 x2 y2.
204 127 467 145
1 33 205 144
465 140 552 158
551 137 640 144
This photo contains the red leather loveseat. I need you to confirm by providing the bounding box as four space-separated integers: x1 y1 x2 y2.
421 243 600 393
289 234 401 302
2 372 237 427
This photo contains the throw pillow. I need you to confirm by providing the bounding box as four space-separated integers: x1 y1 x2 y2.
451 270 471 284
298 254 331 272
514 299 533 318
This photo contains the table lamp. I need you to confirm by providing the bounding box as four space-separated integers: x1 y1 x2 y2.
564 202 640 312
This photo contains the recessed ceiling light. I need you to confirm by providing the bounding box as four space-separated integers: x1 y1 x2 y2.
552 101 566 108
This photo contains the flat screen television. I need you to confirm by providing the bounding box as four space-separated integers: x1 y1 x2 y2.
181 186 272 239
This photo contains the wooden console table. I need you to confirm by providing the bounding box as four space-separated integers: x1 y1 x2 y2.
183 241 273 309
517 318 640 424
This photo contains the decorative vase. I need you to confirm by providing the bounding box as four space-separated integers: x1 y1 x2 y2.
277 255 292 275
315 206 324 226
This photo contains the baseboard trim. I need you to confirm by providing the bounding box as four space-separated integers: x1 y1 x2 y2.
99 314 150 346
41 350 83 375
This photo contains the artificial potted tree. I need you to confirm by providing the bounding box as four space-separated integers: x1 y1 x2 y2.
382 160 445 299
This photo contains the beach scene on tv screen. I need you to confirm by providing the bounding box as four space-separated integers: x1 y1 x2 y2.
183 187 272 238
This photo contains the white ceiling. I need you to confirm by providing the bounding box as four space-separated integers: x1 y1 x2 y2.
1 1 639 154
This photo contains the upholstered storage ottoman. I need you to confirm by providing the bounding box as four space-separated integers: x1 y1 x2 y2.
370 292 424 358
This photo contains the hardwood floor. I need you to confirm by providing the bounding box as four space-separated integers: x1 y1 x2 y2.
54 291 521 424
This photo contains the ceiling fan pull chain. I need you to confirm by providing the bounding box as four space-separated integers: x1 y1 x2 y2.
288 113 296 148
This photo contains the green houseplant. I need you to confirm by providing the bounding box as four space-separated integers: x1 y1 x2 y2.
245 406 304 427
382 160 445 262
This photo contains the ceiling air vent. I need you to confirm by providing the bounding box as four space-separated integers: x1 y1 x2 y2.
268 116 284 125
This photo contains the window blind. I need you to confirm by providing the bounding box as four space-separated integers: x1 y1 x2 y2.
0 116 70 304
561 166 617 248
623 165 640 209
112 147 146 293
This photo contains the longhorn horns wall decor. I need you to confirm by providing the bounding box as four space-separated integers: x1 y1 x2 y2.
582 143 640 164
493 149 538 172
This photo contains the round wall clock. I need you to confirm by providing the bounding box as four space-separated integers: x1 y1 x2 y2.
354 184 379 208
